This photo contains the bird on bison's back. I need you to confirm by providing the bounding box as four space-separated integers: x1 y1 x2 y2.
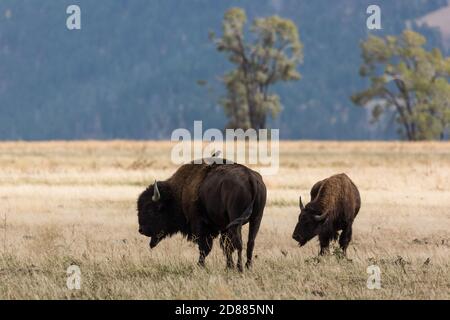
292 173 361 256
137 158 267 272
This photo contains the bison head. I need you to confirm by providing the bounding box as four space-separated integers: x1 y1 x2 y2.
292 196 327 246
137 181 183 249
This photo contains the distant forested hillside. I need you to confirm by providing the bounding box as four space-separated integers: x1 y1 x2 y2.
0 0 447 140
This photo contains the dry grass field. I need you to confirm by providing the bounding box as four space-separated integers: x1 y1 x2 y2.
0 141 449 299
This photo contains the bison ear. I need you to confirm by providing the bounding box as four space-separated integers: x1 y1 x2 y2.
299 196 305 210
152 180 161 202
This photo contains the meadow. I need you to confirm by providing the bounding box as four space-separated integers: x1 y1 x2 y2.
0 141 449 299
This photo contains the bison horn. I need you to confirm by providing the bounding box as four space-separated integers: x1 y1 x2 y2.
313 212 327 222
299 196 305 210
152 180 161 202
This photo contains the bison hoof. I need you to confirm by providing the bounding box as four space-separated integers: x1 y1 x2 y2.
197 261 206 268
245 261 252 269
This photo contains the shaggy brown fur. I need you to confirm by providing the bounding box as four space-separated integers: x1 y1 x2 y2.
292 173 361 255
137 158 267 271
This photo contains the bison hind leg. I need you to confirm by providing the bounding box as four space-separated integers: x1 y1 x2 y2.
220 232 235 269
220 227 243 271
245 213 263 269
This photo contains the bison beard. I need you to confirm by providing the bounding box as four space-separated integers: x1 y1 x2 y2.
292 173 361 256
137 159 266 271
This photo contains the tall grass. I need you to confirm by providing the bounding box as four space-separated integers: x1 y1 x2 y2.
0 141 449 299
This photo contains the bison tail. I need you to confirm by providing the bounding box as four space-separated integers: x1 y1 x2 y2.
225 201 254 230
224 177 258 230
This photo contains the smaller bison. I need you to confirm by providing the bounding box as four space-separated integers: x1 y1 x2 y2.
292 173 361 255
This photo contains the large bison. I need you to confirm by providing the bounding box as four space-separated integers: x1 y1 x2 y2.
137 158 266 271
292 173 361 255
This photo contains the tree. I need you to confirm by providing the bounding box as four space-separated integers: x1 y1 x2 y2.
210 8 303 130
352 30 450 140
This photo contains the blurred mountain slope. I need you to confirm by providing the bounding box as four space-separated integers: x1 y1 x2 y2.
0 0 447 140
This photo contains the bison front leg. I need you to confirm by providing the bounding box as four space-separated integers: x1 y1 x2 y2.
198 236 213 267
338 225 353 256
318 233 331 256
